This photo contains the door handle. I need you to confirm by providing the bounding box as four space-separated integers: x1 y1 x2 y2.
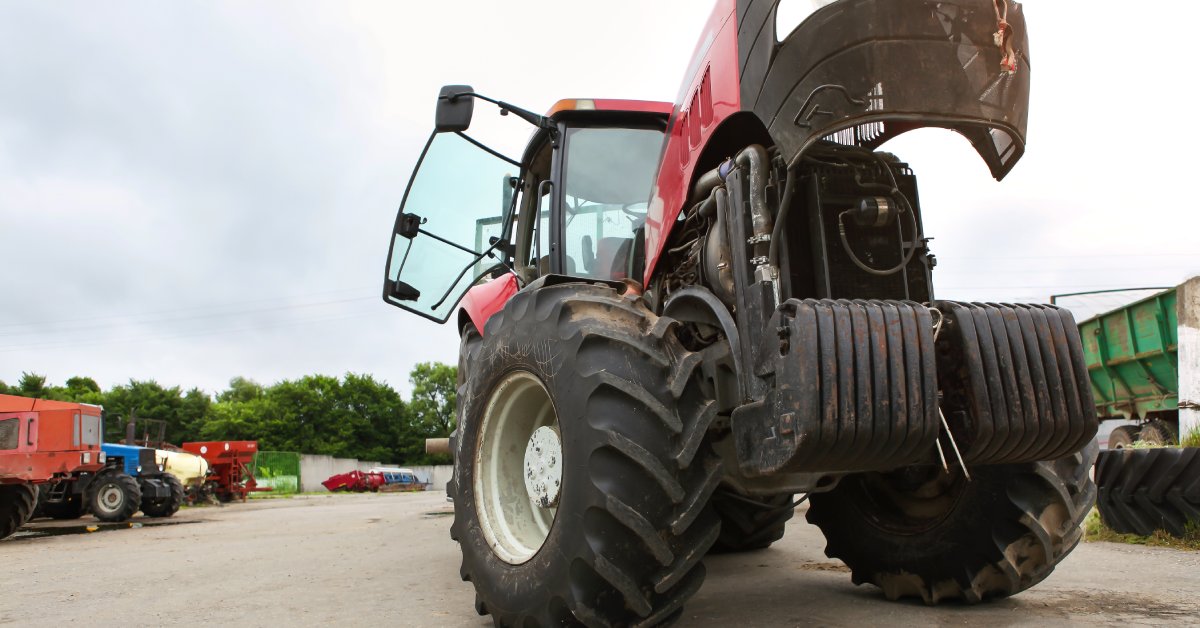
27 417 34 446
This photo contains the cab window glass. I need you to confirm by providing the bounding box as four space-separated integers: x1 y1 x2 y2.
385 132 517 321
0 418 17 450
81 414 101 446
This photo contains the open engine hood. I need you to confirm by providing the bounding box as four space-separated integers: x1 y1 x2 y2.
738 0 1030 180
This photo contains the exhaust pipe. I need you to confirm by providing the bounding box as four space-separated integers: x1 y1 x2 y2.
425 438 451 456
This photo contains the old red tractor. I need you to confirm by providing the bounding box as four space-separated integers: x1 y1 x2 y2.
383 1 1097 624
0 394 106 539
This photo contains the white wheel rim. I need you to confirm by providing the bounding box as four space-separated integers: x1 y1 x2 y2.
98 485 123 513
475 371 559 565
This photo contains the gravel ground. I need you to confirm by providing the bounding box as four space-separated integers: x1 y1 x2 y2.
1 491 1197 627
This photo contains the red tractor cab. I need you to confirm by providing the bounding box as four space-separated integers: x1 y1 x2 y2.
0 394 107 539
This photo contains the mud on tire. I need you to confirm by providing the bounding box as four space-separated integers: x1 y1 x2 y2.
449 283 722 626
806 441 1098 604
0 483 37 540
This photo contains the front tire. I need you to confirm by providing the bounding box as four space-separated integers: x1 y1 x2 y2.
86 472 143 523
0 483 37 540
450 284 722 626
708 490 794 553
141 474 185 518
807 441 1098 604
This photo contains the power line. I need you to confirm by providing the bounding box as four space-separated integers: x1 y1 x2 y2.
0 285 378 331
0 296 376 339
0 309 384 354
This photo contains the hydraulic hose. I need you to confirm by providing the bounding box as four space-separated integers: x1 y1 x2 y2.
735 145 773 262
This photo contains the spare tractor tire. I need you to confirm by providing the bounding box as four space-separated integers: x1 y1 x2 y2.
807 441 1098 604
0 483 37 540
142 473 185 518
449 283 722 626
86 471 142 523
1096 447 1200 537
1108 425 1138 449
708 491 795 553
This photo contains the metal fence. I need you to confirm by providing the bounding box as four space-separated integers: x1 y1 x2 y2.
252 451 302 495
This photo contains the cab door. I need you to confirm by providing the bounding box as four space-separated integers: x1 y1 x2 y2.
382 131 522 323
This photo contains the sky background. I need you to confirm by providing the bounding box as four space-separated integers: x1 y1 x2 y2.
1 0 1197 396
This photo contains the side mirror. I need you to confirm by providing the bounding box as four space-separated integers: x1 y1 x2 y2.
435 85 474 132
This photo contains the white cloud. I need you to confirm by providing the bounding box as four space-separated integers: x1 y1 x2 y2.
0 0 1196 394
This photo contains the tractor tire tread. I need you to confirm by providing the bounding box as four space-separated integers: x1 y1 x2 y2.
708 492 796 554
0 483 37 540
450 283 720 627
807 441 1098 604
1097 447 1200 537
86 471 143 523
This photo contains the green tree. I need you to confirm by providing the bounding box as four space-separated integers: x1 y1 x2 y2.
103 379 189 444
408 362 457 436
218 376 264 403
339 373 407 463
15 372 48 398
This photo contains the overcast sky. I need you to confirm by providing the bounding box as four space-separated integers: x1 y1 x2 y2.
2 1 1197 396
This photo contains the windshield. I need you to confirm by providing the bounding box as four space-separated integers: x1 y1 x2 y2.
561 126 663 280
384 132 516 321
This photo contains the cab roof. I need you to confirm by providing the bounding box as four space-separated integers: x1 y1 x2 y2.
546 99 673 119
0 393 102 414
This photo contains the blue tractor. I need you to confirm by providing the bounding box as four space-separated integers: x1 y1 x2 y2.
38 443 184 522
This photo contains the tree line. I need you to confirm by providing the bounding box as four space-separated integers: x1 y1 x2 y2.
0 364 456 465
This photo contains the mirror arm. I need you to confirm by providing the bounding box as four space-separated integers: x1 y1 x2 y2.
444 91 556 135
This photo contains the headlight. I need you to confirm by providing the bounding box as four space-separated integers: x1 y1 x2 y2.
99 451 107 464
137 465 143 473
158 465 164 472
81 452 91 465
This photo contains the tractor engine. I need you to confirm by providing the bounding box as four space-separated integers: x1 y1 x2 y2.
664 142 932 308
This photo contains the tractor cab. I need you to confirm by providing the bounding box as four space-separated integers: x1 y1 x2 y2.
382 89 671 324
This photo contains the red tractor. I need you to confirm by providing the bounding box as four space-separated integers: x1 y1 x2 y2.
383 1 1098 624
0 394 106 540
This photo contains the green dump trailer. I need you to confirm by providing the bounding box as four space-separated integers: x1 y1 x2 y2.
1078 288 1181 447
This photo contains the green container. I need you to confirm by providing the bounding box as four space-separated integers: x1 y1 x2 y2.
1078 289 1179 420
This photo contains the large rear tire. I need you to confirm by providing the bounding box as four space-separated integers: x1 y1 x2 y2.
807 441 1098 604
708 491 794 553
450 284 721 626
86 471 142 523
141 474 185 518
0 483 37 540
